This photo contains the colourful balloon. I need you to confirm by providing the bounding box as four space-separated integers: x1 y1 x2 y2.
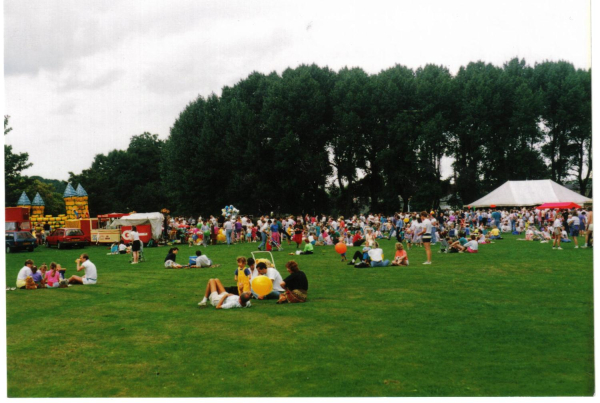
335 242 347 254
252 275 273 296
217 234 226 242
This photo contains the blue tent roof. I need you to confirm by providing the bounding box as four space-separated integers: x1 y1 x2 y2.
32 192 45 206
17 192 31 205
75 184 88 197
63 183 77 198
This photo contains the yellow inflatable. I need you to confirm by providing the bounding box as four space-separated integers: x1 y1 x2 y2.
251 276 273 296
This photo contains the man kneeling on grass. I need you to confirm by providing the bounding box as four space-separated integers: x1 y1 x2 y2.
198 278 252 309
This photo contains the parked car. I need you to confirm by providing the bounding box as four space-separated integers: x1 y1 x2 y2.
6 231 38 253
45 228 89 249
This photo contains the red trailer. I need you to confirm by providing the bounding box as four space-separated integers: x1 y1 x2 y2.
5 207 31 231
120 225 152 245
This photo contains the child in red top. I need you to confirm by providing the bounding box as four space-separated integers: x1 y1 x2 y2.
391 243 409 266
251 226 258 242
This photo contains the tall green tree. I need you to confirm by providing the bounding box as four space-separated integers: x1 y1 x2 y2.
4 115 34 205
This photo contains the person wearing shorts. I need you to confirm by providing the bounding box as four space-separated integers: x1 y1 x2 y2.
68 254 97 285
131 226 141 264
567 213 581 248
552 215 563 250
197 278 251 309
420 211 433 265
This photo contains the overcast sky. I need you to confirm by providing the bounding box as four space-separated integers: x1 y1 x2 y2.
3 0 592 181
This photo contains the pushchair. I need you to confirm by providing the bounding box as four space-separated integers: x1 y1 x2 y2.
129 241 146 263
266 233 284 252
251 250 279 270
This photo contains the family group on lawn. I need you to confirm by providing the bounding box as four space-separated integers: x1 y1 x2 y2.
198 257 309 309
14 254 97 289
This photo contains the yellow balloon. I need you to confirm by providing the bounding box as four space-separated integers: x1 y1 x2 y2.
252 275 273 296
217 234 226 242
404 218 409 223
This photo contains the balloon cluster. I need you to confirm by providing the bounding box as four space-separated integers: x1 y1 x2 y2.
221 205 240 218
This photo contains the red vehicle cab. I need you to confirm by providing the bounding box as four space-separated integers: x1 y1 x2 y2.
46 228 89 249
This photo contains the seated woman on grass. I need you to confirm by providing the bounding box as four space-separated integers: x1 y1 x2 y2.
164 247 185 268
390 242 409 266
277 261 308 304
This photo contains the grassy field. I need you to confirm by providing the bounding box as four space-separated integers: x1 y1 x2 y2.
5 235 594 397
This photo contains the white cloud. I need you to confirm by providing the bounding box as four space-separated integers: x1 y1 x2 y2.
4 0 591 180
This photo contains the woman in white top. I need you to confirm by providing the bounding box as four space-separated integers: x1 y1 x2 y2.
130 226 141 264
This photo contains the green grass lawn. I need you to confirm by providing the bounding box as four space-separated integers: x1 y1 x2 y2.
5 235 594 397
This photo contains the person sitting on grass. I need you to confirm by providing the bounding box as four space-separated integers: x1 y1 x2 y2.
290 238 314 255
456 235 479 253
347 246 372 268
198 278 252 309
67 254 97 285
368 242 390 267
16 259 34 289
45 262 62 288
31 265 42 286
390 242 409 266
191 250 212 267
252 262 285 300
560 227 571 243
164 247 185 268
277 261 308 304
489 227 502 240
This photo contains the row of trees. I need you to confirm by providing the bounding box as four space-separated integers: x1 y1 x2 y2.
5 58 591 217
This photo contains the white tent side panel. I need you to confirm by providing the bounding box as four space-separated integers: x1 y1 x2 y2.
468 180 592 208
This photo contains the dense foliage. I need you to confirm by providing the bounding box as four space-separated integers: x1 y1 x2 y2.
4 59 591 216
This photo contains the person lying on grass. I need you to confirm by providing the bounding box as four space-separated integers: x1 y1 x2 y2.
67 254 98 285
252 262 285 300
191 250 212 267
277 261 308 304
198 278 252 309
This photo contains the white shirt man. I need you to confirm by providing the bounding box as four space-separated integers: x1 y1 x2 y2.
68 254 97 285
224 221 233 231
241 216 248 226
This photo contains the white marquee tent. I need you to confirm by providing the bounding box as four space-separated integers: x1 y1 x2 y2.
467 180 592 208
107 212 164 240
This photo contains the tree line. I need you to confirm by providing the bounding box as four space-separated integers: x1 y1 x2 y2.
5 58 591 217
